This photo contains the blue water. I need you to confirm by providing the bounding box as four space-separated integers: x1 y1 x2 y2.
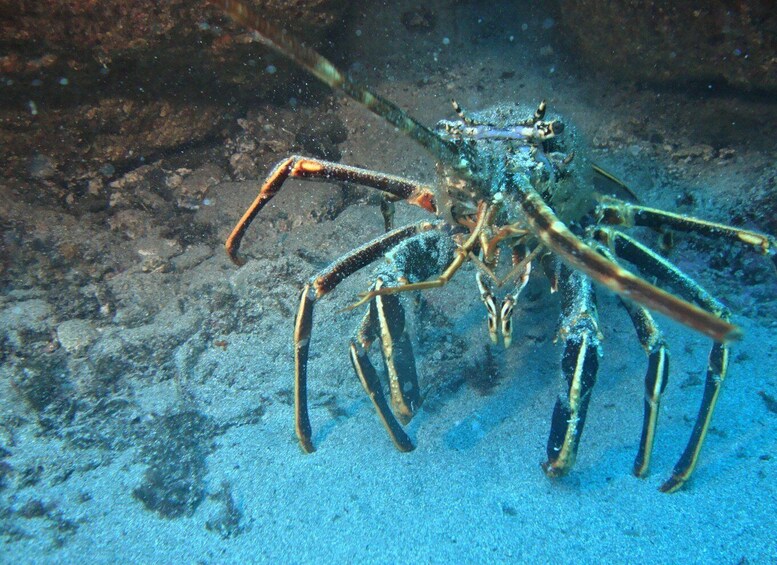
2 1 775 562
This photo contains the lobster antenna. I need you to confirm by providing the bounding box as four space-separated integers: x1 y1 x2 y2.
212 0 458 163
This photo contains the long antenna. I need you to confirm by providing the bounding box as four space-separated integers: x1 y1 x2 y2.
211 0 458 163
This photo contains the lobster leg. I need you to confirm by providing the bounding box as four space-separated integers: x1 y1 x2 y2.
349 294 415 452
293 222 442 452
593 243 670 478
623 300 670 479
349 277 421 451
596 197 777 271
373 281 422 422
513 184 739 343
347 226 460 448
226 156 437 265
542 263 602 478
295 221 457 452
593 227 731 492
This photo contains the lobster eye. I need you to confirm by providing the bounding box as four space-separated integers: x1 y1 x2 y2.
552 121 565 135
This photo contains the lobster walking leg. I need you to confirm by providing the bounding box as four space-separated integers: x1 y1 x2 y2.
293 222 442 452
226 156 438 266
593 227 731 492
542 263 602 478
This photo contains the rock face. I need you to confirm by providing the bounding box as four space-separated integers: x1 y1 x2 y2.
0 0 351 187
559 1 776 91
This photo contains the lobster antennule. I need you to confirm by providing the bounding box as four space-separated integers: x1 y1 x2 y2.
211 0 458 163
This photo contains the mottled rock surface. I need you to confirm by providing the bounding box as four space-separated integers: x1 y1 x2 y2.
559 1 776 91
0 0 352 189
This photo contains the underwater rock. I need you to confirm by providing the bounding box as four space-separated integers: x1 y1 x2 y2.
27 154 57 180
559 1 776 92
168 163 224 211
0 299 55 350
401 7 437 33
749 168 777 236
294 114 349 161
171 245 214 272
55 319 98 357
0 0 352 188
9 349 71 414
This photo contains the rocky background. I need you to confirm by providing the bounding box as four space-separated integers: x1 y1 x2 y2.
559 0 776 92
0 0 775 552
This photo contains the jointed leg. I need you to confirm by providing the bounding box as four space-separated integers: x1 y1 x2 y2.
594 243 670 478
348 201 494 309
293 221 442 452
373 279 422 423
226 156 438 265
623 300 670 478
596 197 777 269
513 184 739 342
349 278 421 451
593 227 731 492
350 339 412 451
542 262 602 478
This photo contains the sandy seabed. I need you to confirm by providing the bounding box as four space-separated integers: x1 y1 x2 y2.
2 1 776 563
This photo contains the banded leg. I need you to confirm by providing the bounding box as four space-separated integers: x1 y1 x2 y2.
594 244 670 478
348 201 495 310
593 227 731 492
625 301 670 478
349 279 421 452
374 279 422 424
511 183 739 342
451 99 477 126
542 263 602 478
350 341 412 451
226 156 438 265
596 197 777 270
294 222 442 452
